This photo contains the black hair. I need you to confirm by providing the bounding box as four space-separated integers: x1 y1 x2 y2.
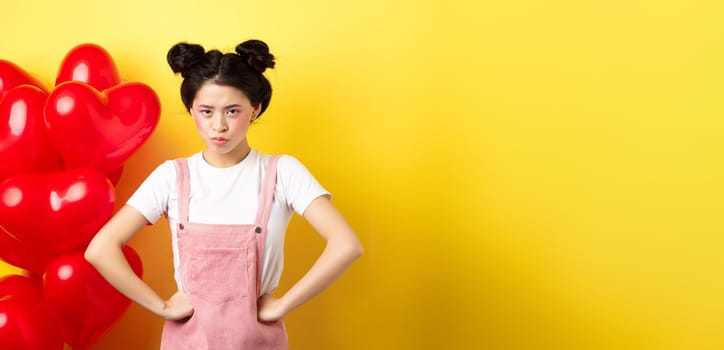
167 39 275 118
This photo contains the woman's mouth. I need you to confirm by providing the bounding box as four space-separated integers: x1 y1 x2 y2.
211 137 228 145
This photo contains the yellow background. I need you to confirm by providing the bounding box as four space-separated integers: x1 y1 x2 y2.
2 0 724 349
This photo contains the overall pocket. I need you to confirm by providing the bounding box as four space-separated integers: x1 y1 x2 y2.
183 247 248 303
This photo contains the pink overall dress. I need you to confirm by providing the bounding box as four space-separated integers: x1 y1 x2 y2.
160 156 289 350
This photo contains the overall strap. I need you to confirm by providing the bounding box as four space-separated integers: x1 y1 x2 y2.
254 155 280 231
173 158 190 224
255 155 280 297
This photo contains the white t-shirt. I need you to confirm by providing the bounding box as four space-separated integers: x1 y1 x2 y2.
127 150 330 294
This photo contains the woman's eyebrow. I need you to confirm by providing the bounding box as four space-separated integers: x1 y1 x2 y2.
197 104 242 109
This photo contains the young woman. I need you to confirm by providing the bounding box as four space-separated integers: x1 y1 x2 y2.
85 39 363 349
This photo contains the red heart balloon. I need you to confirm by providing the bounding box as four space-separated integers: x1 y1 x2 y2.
43 246 143 349
0 298 65 350
107 165 124 187
55 43 121 91
0 275 63 350
0 60 49 102
0 228 54 275
0 168 115 254
0 85 64 181
44 81 160 174
0 275 43 304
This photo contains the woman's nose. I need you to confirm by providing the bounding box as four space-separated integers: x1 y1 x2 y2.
212 115 228 132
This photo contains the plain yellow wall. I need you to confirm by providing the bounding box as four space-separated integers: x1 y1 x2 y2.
2 0 724 349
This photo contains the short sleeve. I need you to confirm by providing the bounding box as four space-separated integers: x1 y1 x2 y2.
126 161 176 224
275 155 330 216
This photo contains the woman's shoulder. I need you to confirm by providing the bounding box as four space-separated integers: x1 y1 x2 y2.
257 151 329 209
147 153 203 180
257 152 309 174
148 158 179 177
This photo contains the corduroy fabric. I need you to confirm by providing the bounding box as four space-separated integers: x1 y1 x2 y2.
160 156 288 350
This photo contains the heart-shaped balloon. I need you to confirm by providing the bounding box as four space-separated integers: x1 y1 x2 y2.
0 298 65 350
0 168 115 254
0 275 63 350
0 274 43 303
43 246 143 349
0 228 54 275
44 81 160 174
0 85 63 181
55 43 121 91
107 165 124 187
0 59 48 102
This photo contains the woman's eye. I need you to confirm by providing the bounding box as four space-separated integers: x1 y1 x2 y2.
227 109 240 116
200 109 212 116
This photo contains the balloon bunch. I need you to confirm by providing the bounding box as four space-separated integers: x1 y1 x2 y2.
0 44 159 349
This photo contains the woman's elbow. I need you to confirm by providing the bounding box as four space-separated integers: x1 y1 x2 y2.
84 245 99 266
346 236 364 261
84 238 106 266
329 232 363 262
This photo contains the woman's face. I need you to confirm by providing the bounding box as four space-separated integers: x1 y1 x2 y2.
190 82 261 167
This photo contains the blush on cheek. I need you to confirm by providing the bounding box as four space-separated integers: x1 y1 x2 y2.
192 116 204 129
227 116 252 129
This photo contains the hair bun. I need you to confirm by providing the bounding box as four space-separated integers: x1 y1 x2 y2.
167 43 205 77
235 40 275 73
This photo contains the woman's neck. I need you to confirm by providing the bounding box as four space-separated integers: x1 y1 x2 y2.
202 144 252 168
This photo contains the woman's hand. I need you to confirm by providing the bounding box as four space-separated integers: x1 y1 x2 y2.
258 294 288 322
161 290 194 321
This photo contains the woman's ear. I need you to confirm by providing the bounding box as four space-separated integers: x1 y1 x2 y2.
252 104 263 121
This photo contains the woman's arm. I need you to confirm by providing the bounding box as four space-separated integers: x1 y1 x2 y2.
258 195 363 321
84 205 193 320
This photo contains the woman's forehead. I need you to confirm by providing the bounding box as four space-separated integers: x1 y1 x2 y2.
193 83 251 106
